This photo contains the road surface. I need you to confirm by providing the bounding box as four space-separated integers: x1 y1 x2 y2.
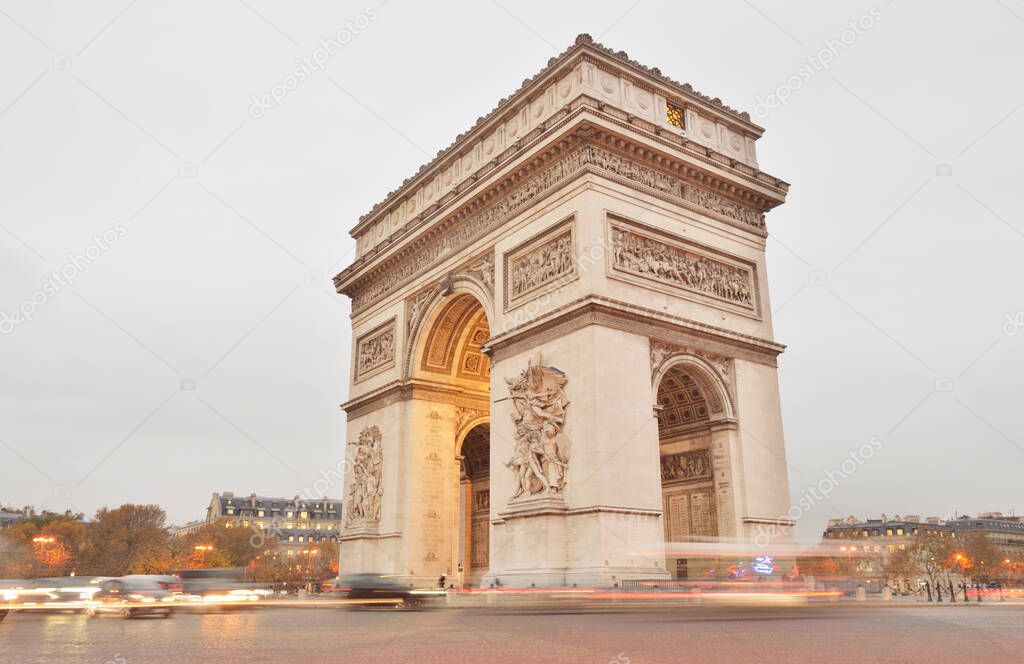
2 604 1023 663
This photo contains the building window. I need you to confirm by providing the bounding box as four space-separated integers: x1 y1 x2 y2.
300 511 308 519
258 510 264 517
897 528 904 535
666 102 684 129
898 544 905 550
886 528 893 536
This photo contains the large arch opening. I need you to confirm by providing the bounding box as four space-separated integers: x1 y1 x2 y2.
413 292 490 586
655 362 721 579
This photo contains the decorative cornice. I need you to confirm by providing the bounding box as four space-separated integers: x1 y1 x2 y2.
338 131 776 313
484 295 785 365
341 378 488 422
351 34 769 235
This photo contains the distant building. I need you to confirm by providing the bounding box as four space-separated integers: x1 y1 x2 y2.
169 520 207 538
822 512 1024 579
946 513 1024 559
205 492 342 553
0 507 31 528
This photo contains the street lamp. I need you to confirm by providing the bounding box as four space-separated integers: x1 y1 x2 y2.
193 544 215 566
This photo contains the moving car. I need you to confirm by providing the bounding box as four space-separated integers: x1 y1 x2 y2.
333 574 441 609
86 577 174 618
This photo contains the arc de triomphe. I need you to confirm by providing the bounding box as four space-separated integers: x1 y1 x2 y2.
334 34 793 588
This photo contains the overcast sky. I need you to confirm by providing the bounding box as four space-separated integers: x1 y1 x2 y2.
1 1 1021 540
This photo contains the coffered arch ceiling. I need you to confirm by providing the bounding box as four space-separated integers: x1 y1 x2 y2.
656 365 711 437
418 293 490 385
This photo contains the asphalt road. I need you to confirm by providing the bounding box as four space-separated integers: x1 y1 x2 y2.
2 604 1023 663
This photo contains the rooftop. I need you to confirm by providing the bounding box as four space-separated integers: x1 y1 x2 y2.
355 33 761 228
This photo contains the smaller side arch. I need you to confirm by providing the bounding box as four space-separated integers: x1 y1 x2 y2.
652 351 735 422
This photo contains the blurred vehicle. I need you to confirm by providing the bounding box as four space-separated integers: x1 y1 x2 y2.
334 574 441 609
86 578 174 618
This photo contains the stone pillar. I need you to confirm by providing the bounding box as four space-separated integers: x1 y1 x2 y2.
485 325 670 587
709 421 743 539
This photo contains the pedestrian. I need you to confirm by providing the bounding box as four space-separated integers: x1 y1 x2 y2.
438 573 446 589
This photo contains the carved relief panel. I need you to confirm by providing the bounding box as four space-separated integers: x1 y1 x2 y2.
660 449 712 483
354 320 396 381
608 217 760 317
346 425 383 526
503 219 577 310
505 355 571 500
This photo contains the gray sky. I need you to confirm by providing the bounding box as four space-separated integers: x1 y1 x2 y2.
1 1 1021 541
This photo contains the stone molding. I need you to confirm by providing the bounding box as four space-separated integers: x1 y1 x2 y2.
339 125 776 315
487 295 784 365
340 379 487 421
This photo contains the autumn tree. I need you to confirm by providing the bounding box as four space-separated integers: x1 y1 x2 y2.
959 532 1002 582
169 520 267 569
904 533 954 588
1 513 86 577
78 504 171 576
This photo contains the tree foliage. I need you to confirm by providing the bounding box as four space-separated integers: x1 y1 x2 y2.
78 504 171 576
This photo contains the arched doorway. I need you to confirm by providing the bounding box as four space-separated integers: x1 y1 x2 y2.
412 292 491 585
458 423 490 586
654 359 731 579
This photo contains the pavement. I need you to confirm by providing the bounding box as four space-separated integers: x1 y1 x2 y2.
1 603 1023 663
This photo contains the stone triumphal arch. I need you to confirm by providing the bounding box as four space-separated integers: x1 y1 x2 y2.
335 35 793 587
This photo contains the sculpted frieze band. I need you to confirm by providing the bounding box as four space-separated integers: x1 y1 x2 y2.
348 144 765 312
660 448 712 483
611 224 756 311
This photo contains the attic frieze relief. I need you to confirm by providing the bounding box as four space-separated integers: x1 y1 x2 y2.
346 143 766 313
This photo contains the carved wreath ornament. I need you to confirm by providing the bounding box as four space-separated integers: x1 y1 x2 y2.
504 355 571 499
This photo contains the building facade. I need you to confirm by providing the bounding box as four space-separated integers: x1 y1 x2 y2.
206 492 342 551
823 513 1024 580
335 34 794 587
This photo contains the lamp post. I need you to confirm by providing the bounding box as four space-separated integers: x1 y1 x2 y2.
31 536 57 575
299 548 320 592
194 544 215 566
